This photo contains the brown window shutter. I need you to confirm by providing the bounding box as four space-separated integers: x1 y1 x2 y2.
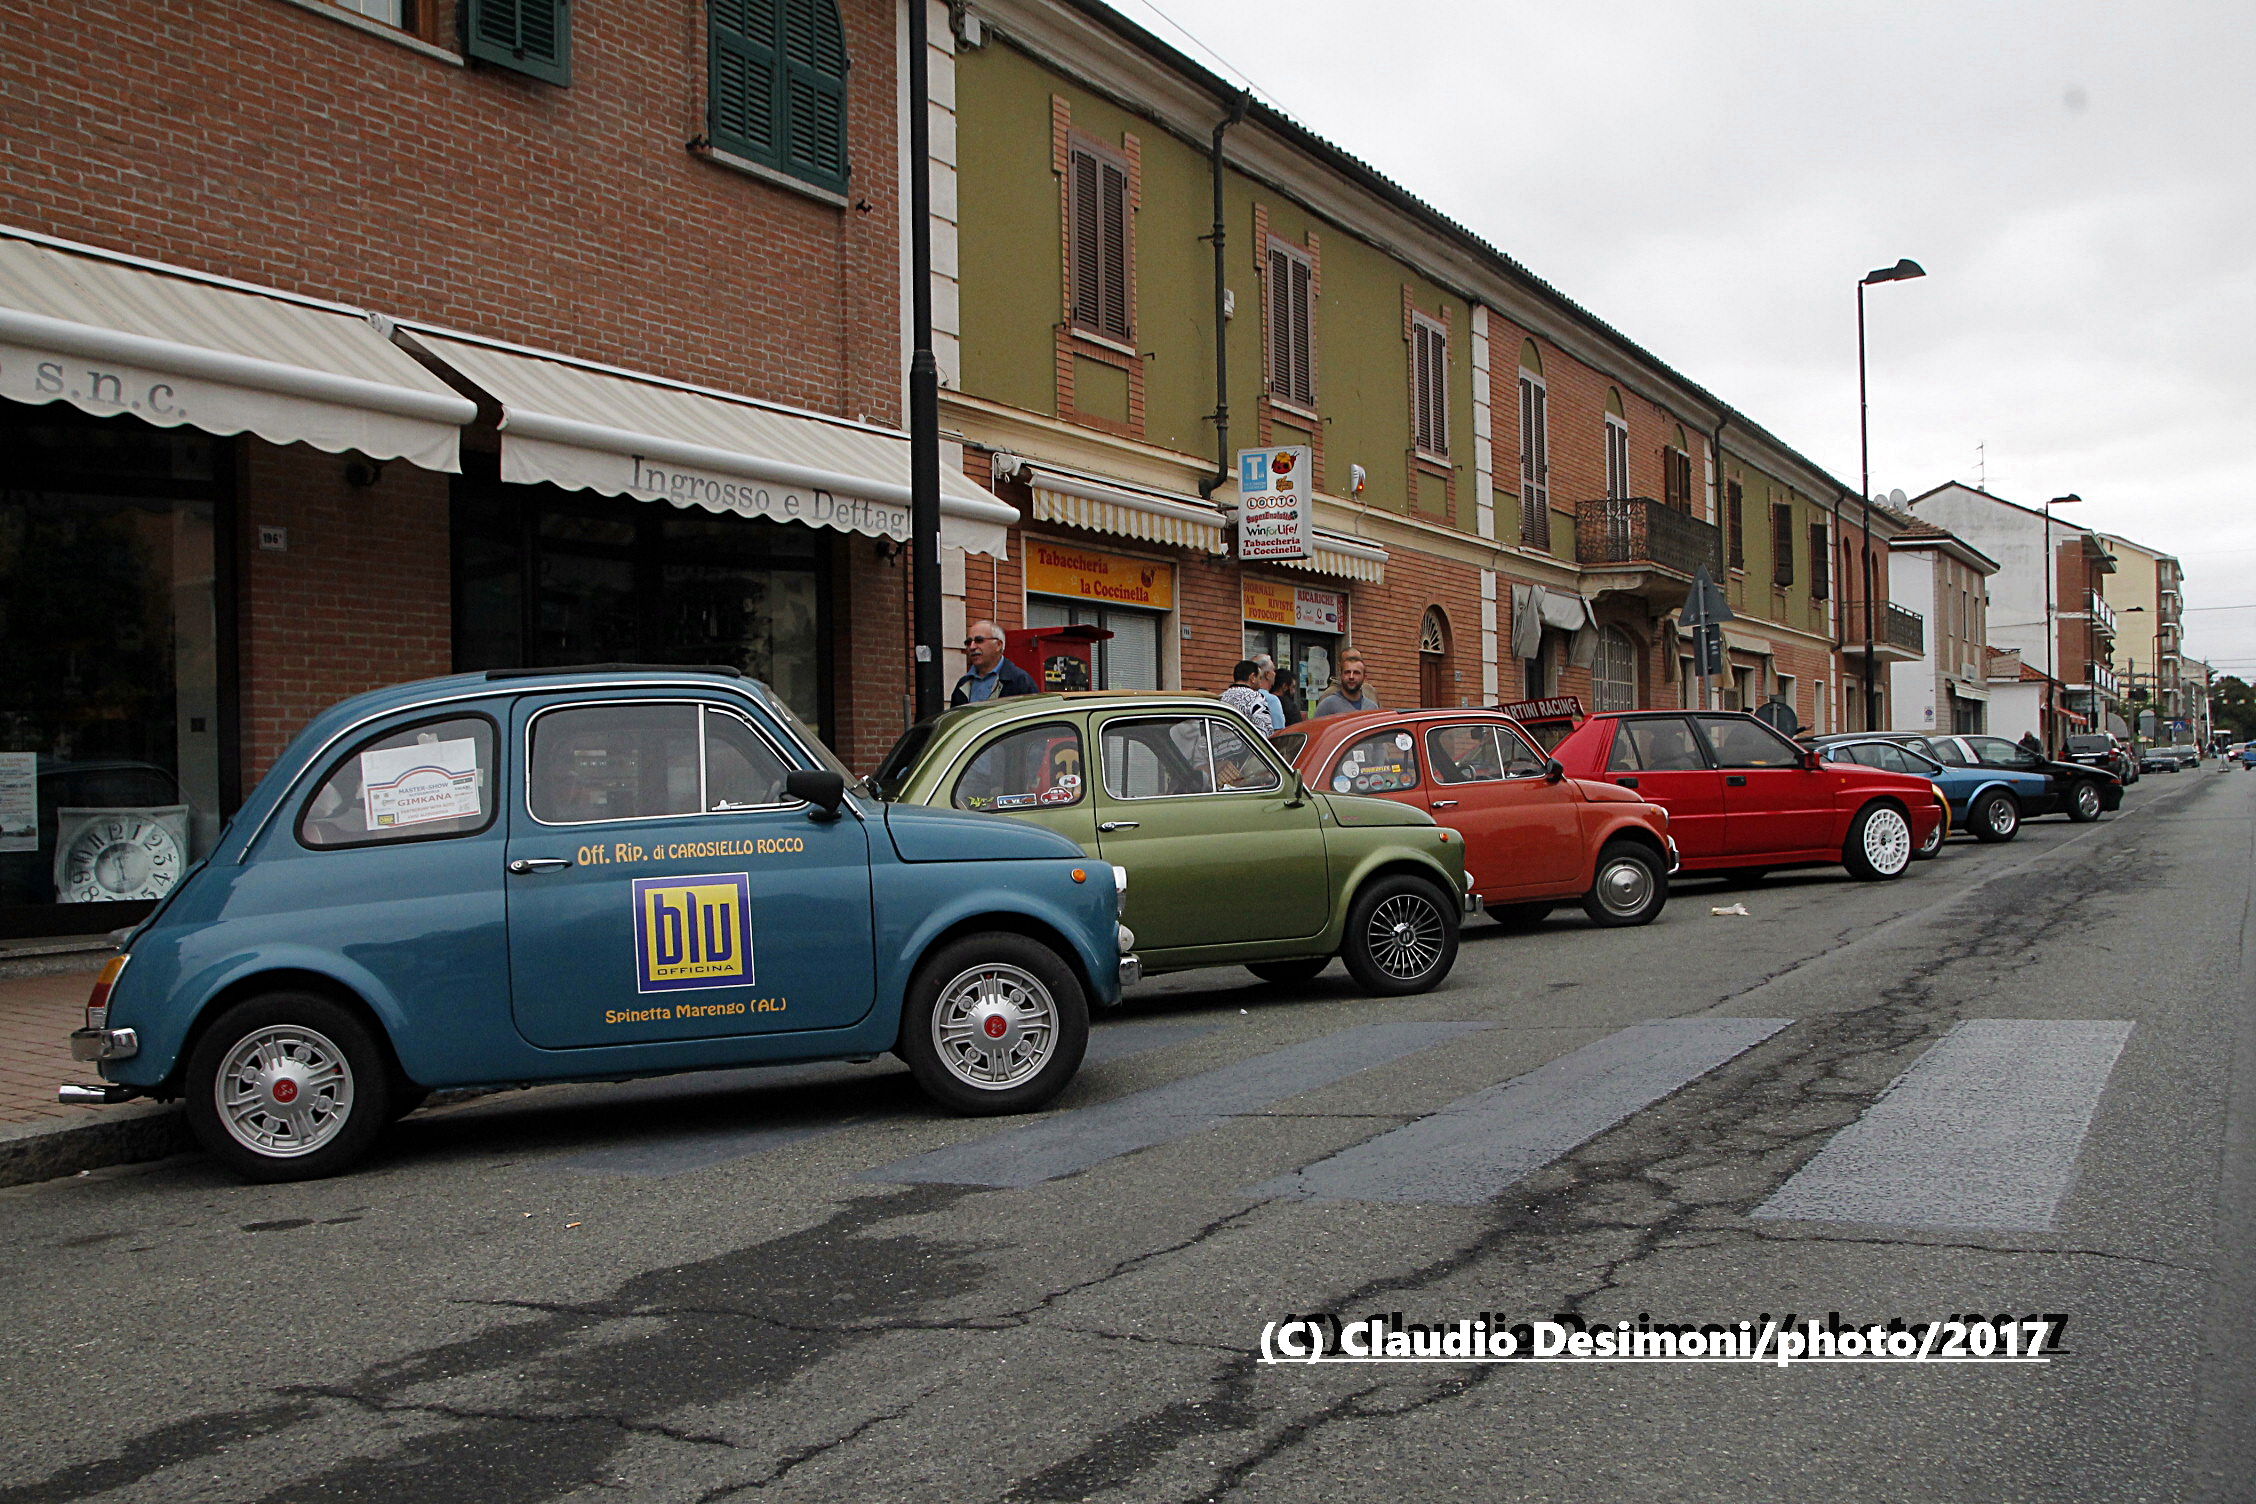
1727 482 1745 568
1267 246 1290 398
1289 256 1312 405
1099 158 1131 341
1810 522 1830 598
1771 504 1795 587
1069 148 1101 333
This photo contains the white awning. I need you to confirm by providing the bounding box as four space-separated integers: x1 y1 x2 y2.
1278 528 1389 583
998 455 1228 554
1949 679 1992 702
400 325 1018 558
0 228 473 471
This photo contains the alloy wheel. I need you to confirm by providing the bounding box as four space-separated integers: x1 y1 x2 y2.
1365 892 1447 980
930 962 1058 1089
1864 807 1912 874
215 1024 356 1158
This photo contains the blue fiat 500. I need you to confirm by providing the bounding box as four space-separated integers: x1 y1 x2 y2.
64 668 1127 1181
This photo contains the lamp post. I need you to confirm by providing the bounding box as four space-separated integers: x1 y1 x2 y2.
2043 493 2081 752
1857 258 1924 730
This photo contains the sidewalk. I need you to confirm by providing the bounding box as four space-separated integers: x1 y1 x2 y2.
0 963 189 1188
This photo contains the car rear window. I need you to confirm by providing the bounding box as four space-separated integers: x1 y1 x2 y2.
869 721 937 801
1607 718 1707 773
1332 729 1421 793
299 715 499 849
954 722 1085 812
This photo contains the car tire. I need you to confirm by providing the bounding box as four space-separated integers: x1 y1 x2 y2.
1970 789 2020 844
896 932 1088 1116
2067 780 2105 823
1484 901 1554 928
1581 842 1667 928
386 1084 431 1121
1247 957 1331 985
183 992 392 1184
1912 812 1946 860
1339 873 1459 996
1842 802 1915 880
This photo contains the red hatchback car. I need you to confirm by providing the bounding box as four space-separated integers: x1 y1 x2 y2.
1549 710 1945 882
1278 710 1678 927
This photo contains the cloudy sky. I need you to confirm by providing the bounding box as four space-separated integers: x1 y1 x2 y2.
1110 0 2256 678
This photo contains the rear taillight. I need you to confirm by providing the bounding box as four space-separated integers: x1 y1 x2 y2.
85 955 128 1030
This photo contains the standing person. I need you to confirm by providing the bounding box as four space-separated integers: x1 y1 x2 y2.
950 620 1037 706
1254 653 1290 731
1220 660 1275 734
2018 729 2045 760
1314 648 1380 718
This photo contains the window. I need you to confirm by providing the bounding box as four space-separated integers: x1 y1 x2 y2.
1518 373 1549 547
1332 729 1420 793
1026 599 1160 690
1604 416 1630 500
1663 446 1693 512
1968 736 2042 771
1692 714 1801 769
1209 719 1283 792
529 703 795 825
1069 140 1133 343
708 0 850 195
1412 315 1449 458
466 0 571 85
953 722 1085 812
1810 523 1830 599
1920 737 1971 767
1267 240 1315 408
1771 503 1795 588
1607 718 1707 773
1102 716 1280 799
1594 626 1638 712
1726 482 1745 569
299 716 498 849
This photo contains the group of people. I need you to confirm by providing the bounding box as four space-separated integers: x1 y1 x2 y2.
950 618 1378 737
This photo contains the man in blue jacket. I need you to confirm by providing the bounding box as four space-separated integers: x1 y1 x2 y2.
952 620 1039 705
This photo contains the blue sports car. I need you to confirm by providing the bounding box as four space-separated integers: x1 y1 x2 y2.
1812 734 2052 848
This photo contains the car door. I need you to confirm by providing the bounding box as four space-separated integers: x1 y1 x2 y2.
1965 735 2062 812
1091 710 1328 950
1692 714 1835 857
1601 716 1726 859
1422 720 1581 898
504 694 876 1050
941 716 1101 851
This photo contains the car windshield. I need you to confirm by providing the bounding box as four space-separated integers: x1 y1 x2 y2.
741 678 859 784
869 721 939 801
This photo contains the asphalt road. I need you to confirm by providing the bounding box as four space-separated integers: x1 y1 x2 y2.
5 767 2253 1503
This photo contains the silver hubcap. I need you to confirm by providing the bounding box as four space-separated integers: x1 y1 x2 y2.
931 962 1057 1089
216 1025 354 1158
1366 893 1446 979
1864 808 1912 873
1594 855 1654 916
2077 786 2100 816
1987 799 2015 834
1919 818 1944 854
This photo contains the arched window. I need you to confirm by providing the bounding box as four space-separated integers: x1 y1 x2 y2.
709 0 851 196
1594 626 1639 711
1419 607 1452 707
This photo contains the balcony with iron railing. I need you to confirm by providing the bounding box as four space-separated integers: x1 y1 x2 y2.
2082 661 2120 697
1867 601 1925 661
2088 591 2117 637
1573 497 1722 609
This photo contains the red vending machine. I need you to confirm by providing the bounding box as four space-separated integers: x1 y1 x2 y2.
1008 624 1112 692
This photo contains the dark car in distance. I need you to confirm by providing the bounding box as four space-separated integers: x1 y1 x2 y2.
1886 734 2121 822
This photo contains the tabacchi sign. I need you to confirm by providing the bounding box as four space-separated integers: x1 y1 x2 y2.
1237 445 1313 561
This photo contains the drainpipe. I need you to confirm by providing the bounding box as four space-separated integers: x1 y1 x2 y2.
1705 415 1729 712
1198 91 1252 499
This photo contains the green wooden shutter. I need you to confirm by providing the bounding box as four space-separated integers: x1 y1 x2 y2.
780 0 850 193
707 0 848 194
465 0 571 85
710 0 780 163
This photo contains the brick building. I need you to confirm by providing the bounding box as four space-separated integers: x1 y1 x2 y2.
0 0 1017 938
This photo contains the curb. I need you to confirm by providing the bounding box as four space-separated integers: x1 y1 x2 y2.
0 1103 190 1190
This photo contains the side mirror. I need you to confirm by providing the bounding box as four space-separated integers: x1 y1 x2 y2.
786 769 847 819
1803 749 1825 770
1543 758 1565 784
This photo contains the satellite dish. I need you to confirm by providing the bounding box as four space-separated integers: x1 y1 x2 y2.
1888 489 1908 506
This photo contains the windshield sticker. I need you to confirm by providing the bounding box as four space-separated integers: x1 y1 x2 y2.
1395 733 1414 751
993 792 1038 808
361 738 481 829
633 873 754 993
1333 774 1354 792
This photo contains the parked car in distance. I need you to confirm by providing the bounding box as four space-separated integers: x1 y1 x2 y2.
2064 732 2138 785
1549 711 1945 881
2138 745 2182 774
65 668 1128 1182
1889 734 2122 821
1281 709 1677 928
2170 743 2203 769
1814 734 2047 847
871 694 1472 996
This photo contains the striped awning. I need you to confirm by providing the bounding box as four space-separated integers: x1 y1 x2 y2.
1277 530 1388 583
1003 456 1228 554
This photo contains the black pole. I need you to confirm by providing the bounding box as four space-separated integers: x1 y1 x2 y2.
908 0 944 721
1856 279 1879 731
1199 93 1249 499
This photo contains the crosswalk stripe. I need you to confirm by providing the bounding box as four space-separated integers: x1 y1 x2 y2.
555 1021 1226 1179
1752 1018 2133 1231
1247 1017 1793 1205
863 1021 1487 1189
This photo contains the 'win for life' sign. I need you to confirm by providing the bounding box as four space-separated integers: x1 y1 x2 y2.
1236 446 1313 561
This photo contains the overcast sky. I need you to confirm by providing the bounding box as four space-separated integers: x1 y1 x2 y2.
1109 0 2256 679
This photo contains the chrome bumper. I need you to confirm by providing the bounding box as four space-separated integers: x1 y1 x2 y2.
1665 838 1682 875
1459 869 1480 915
1118 953 1143 987
58 1082 139 1106
70 1026 138 1062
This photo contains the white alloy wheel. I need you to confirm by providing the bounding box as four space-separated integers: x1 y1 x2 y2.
1860 807 1912 876
215 1024 356 1158
929 962 1059 1090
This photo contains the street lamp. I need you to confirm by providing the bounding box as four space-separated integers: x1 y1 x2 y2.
2043 493 2081 751
1857 258 1925 730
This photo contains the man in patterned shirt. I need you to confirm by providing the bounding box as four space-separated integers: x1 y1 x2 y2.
1219 659 1274 735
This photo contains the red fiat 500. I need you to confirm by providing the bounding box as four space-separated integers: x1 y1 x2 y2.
1548 710 1945 882
1278 710 1678 927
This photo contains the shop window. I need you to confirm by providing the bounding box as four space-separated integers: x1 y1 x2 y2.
708 0 851 195
1267 239 1315 408
1594 626 1638 712
1027 600 1159 690
954 722 1085 812
299 716 498 849
1069 139 1133 343
466 0 572 85
1331 730 1420 794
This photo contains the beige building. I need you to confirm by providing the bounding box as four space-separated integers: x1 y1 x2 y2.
2097 534 2186 741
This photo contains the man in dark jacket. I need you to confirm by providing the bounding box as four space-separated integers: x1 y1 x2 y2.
951 620 1038 705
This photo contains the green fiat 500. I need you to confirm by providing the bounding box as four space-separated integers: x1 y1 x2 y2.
871 694 1472 995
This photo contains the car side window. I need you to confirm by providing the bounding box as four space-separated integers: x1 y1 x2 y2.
1862 743 1914 774
1426 725 1501 785
1103 717 1214 799
1970 737 2039 771
954 722 1086 812
1208 718 1283 793
1922 737 1971 767
530 703 749 825
1693 714 1801 769
703 708 795 810
1822 744 1868 767
1499 726 1547 777
299 715 498 849
1608 718 1706 773
1335 729 1422 793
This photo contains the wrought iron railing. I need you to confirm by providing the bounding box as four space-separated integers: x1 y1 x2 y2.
1573 497 1721 578
1883 602 1925 654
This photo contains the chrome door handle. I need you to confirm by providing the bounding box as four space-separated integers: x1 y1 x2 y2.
1097 821 1140 833
507 858 572 874
1432 800 1459 808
